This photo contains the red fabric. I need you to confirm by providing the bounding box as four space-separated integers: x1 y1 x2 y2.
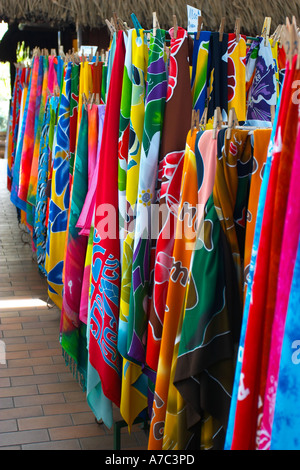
88 31 125 408
231 58 295 450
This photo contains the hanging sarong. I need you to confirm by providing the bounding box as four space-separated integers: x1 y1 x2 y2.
118 29 133 258
78 104 105 324
147 25 193 450
69 63 79 178
11 68 31 212
18 56 43 204
243 129 271 301
60 104 89 386
229 59 295 450
33 96 51 275
207 32 228 120
127 27 167 399
227 33 246 121
7 68 23 192
225 67 286 450
118 27 149 431
174 129 252 450
161 129 199 450
246 37 277 122
91 61 103 97
257 67 300 450
45 62 71 309
26 57 49 235
77 105 105 238
89 30 125 409
191 31 211 117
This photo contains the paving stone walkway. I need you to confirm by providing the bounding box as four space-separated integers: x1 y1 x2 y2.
0 158 148 450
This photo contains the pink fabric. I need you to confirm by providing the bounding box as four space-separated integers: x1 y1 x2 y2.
76 105 105 236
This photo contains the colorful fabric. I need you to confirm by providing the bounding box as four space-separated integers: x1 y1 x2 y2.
243 129 271 301
174 129 252 450
270 236 300 450
127 27 167 370
147 25 193 450
162 129 218 450
118 27 149 430
118 29 133 256
229 59 295 450
60 104 89 384
69 63 79 177
225 69 285 451
246 37 277 122
191 31 211 116
207 32 228 120
78 104 105 324
27 56 49 211
18 56 43 204
227 33 246 121
89 30 125 409
7 68 24 192
10 66 31 212
33 96 51 275
161 128 200 450
45 62 71 309
257 68 300 450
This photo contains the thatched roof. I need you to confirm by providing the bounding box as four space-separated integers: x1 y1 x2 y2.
0 0 299 35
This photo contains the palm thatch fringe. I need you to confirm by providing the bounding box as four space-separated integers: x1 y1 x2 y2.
0 0 299 35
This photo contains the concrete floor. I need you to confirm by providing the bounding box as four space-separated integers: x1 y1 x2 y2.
0 158 148 450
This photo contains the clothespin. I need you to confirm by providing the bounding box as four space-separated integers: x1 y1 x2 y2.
196 16 203 40
113 12 120 31
105 19 116 37
219 17 225 42
153 12 159 37
95 51 99 66
271 24 282 47
291 16 299 66
226 108 238 139
234 18 241 43
191 109 200 134
173 15 178 39
82 93 88 110
89 48 93 62
118 17 128 36
131 13 142 38
89 93 95 110
261 17 271 46
199 107 208 129
95 93 100 105
213 107 222 139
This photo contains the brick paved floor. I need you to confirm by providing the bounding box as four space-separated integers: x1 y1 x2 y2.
0 158 148 450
